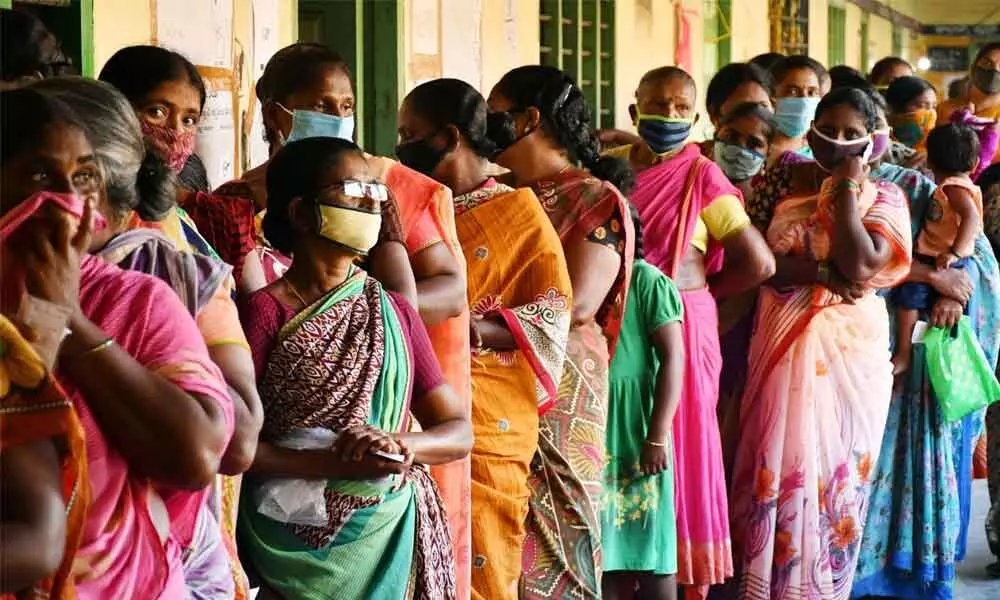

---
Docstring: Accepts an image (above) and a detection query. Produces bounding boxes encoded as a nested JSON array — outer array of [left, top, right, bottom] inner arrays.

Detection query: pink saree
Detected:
[[65, 257, 233, 599], [629, 143, 737, 591], [729, 179, 912, 600]]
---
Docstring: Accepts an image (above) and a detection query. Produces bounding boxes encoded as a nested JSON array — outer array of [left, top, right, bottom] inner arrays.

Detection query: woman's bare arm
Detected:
[[564, 236, 621, 327], [708, 226, 776, 298], [396, 384, 472, 466], [411, 242, 467, 325], [209, 344, 263, 475]]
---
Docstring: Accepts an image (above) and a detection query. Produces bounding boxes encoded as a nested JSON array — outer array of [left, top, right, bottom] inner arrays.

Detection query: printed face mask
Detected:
[[313, 180, 388, 255], [972, 66, 1000, 95], [869, 128, 892, 163], [635, 114, 693, 155], [141, 122, 196, 173], [395, 136, 448, 177], [889, 109, 937, 150], [279, 103, 355, 144], [713, 141, 766, 181], [808, 126, 873, 172], [774, 97, 821, 138]]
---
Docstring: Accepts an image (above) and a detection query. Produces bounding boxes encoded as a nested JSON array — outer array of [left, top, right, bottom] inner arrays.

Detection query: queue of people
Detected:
[[4, 7, 1000, 600]]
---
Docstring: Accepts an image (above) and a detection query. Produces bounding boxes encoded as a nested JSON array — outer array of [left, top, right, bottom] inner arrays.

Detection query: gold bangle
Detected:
[[79, 338, 114, 358], [644, 439, 667, 448]]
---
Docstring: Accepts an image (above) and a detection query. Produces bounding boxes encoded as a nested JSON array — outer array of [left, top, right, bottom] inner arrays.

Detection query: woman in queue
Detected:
[[396, 78, 573, 600], [605, 65, 774, 598], [1, 86, 233, 599], [729, 87, 913, 600], [31, 75, 262, 599], [237, 136, 471, 599], [485, 65, 634, 599]]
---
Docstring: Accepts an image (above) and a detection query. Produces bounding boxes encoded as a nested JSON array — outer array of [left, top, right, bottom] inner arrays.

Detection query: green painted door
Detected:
[[298, 0, 401, 157]]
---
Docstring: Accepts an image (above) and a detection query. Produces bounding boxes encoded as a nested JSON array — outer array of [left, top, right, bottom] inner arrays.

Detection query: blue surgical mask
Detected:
[[636, 114, 692, 155], [713, 141, 766, 181], [774, 97, 820, 138], [278, 103, 355, 144]]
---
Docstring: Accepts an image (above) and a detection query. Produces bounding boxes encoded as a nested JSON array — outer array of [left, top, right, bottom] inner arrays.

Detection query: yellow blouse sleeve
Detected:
[[601, 144, 633, 160], [700, 194, 751, 242]]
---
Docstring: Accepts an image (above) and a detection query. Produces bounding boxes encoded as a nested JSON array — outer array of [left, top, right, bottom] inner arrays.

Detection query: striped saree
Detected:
[[239, 270, 455, 600], [730, 179, 912, 600]]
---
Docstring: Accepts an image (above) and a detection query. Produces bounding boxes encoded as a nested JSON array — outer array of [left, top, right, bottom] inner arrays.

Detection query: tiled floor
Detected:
[[955, 480, 1000, 599]]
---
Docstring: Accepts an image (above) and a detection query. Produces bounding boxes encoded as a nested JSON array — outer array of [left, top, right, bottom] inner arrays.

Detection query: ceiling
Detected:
[[908, 0, 1000, 25]]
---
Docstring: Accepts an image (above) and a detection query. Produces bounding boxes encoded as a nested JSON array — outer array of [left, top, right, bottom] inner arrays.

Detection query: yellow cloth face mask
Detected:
[[316, 203, 382, 255]]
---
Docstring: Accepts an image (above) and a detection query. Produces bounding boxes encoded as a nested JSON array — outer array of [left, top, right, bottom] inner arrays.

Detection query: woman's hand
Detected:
[[469, 314, 483, 354], [929, 267, 974, 304], [332, 425, 404, 462], [825, 270, 867, 304], [20, 199, 94, 317], [930, 297, 964, 329], [831, 155, 868, 186], [639, 441, 670, 477]]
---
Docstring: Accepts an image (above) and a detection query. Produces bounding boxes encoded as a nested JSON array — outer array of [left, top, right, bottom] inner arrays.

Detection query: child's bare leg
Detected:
[[637, 573, 677, 600], [893, 307, 918, 375], [603, 571, 640, 600]]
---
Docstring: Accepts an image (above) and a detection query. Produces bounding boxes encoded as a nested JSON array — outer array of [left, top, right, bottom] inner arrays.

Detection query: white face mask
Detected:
[[278, 103, 355, 144]]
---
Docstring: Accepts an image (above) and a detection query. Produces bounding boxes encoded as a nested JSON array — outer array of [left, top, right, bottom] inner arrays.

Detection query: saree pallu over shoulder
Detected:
[[456, 184, 573, 600], [0, 316, 89, 600], [730, 178, 913, 600], [241, 271, 455, 600], [531, 167, 633, 354]]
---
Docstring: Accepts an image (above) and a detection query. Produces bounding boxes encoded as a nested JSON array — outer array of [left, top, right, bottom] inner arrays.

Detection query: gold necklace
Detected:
[[283, 278, 309, 308]]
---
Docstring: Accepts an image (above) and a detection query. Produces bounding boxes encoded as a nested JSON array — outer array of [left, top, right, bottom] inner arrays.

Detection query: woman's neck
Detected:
[[282, 251, 353, 302], [970, 87, 1000, 113], [444, 156, 491, 197], [510, 147, 571, 186]]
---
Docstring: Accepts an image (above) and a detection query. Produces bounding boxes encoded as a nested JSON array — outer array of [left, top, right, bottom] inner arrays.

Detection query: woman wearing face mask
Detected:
[[32, 75, 263, 600], [485, 65, 634, 600], [768, 55, 827, 162], [728, 87, 914, 600], [397, 78, 573, 600], [97, 46, 219, 258], [247, 43, 472, 588], [701, 62, 774, 159], [605, 65, 774, 599], [236, 136, 471, 600], [885, 75, 939, 155], [940, 42, 1000, 166], [1, 87, 234, 599]]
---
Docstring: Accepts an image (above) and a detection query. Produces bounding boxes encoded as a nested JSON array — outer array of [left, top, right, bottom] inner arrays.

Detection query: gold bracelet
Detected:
[[79, 338, 114, 358], [644, 439, 667, 448]]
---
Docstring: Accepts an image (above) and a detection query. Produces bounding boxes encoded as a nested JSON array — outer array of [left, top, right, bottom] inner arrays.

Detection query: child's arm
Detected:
[[642, 320, 684, 476], [938, 184, 982, 269]]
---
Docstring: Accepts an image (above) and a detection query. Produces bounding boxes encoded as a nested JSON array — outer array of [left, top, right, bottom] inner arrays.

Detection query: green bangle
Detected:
[[833, 178, 861, 194]]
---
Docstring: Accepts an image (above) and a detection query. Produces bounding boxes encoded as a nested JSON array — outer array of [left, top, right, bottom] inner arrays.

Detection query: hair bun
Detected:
[[134, 149, 176, 221]]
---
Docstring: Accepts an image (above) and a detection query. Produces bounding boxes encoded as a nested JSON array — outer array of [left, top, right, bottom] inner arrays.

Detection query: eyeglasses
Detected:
[[318, 180, 389, 203]]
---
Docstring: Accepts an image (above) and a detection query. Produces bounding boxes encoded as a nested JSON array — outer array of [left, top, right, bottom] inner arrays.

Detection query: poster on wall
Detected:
[[247, 0, 282, 169], [155, 0, 234, 69], [197, 86, 238, 190]]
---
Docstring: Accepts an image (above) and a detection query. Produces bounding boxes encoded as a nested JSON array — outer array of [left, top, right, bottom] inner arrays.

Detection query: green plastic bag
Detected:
[[924, 316, 1000, 423]]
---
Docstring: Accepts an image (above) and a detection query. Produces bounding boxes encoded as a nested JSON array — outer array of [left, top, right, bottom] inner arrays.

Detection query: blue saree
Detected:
[[852, 164, 1000, 599]]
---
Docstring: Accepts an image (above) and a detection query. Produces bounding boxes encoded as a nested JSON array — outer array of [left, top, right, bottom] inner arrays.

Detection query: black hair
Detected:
[[948, 76, 970, 100], [263, 136, 364, 255], [705, 62, 772, 118], [770, 55, 828, 88], [884, 76, 934, 114], [99, 45, 206, 110], [638, 66, 696, 93], [926, 123, 980, 174], [1, 86, 85, 166], [630, 203, 643, 260], [404, 78, 497, 159], [974, 42, 1000, 66], [177, 153, 210, 193], [0, 9, 72, 80], [720, 101, 778, 140], [750, 52, 785, 73], [869, 57, 912, 85], [815, 87, 879, 133], [829, 66, 867, 90], [978, 162, 1000, 190], [256, 43, 351, 104], [493, 65, 634, 194]]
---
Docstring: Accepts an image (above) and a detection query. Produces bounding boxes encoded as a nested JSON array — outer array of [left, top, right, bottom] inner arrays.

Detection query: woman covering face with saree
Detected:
[[236, 136, 472, 600], [397, 78, 573, 600], [1, 87, 234, 600], [729, 87, 913, 600]]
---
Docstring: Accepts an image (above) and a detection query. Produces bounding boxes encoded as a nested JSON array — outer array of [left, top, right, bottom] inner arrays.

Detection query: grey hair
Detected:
[[29, 76, 175, 221]]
